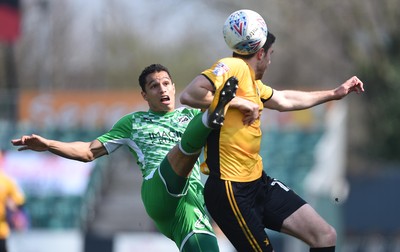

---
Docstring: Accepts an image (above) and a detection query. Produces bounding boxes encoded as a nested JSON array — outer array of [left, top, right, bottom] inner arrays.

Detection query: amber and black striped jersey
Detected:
[[201, 57, 273, 182]]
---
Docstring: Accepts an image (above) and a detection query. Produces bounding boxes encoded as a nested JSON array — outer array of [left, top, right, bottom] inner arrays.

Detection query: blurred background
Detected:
[[1, 0, 400, 251]]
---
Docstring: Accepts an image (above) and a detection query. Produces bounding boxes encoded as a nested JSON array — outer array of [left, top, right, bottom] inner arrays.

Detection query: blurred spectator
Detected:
[[0, 150, 26, 252]]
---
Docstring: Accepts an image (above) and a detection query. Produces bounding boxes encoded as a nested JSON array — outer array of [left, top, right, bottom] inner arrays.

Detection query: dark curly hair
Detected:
[[138, 64, 172, 92]]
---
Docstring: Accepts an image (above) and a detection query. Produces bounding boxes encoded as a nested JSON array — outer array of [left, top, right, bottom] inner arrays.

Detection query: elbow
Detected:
[[275, 106, 302, 112], [276, 107, 287, 112], [180, 93, 194, 107], [267, 103, 290, 112], [83, 154, 96, 163], [180, 90, 211, 109], [79, 152, 97, 163], [82, 158, 94, 163], [271, 101, 300, 112], [276, 103, 298, 112], [76, 157, 92, 163], [179, 93, 189, 105]]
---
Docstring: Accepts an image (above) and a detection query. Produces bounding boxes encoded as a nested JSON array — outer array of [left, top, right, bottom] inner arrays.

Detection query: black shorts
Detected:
[[204, 171, 306, 252]]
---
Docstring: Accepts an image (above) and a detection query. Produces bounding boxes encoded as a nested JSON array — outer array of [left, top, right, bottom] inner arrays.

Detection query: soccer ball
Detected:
[[223, 9, 268, 55]]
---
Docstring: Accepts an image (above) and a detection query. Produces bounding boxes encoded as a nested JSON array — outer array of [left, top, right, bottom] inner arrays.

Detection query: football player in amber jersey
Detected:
[[180, 30, 364, 252], [0, 151, 26, 252]]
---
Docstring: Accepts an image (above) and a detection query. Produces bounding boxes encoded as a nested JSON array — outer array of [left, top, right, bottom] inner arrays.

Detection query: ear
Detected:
[[141, 91, 147, 101], [257, 48, 265, 60]]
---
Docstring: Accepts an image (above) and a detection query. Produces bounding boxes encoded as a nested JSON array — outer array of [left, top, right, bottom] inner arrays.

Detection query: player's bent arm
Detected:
[[180, 75, 215, 109], [180, 75, 260, 125]]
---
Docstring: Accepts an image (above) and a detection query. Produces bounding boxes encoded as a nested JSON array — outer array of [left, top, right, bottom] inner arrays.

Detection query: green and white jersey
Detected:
[[97, 107, 202, 179]]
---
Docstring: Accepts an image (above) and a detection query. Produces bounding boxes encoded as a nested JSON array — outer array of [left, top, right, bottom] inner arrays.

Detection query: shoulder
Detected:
[[202, 57, 247, 81], [119, 111, 150, 121], [110, 111, 148, 129], [211, 57, 247, 72], [256, 80, 272, 89]]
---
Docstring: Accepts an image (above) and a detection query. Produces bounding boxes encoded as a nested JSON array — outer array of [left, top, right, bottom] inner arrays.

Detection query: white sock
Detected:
[[202, 110, 213, 128]]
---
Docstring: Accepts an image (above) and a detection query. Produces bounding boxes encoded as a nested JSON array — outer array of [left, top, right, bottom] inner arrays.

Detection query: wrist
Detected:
[[332, 88, 343, 100]]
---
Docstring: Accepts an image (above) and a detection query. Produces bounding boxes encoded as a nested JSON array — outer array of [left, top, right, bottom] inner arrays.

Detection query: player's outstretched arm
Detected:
[[11, 134, 107, 162], [264, 76, 364, 112]]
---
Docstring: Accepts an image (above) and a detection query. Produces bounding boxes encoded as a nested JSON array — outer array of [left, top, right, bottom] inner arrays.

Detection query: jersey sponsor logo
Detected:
[[212, 62, 230, 76], [148, 130, 182, 144], [177, 115, 190, 124]]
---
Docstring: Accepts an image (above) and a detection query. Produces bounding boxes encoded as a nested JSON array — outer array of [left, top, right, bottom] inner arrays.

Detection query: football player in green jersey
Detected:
[[11, 64, 246, 251]]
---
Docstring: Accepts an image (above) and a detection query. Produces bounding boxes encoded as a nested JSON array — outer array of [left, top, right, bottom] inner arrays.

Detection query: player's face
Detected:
[[255, 46, 274, 80], [141, 71, 176, 112]]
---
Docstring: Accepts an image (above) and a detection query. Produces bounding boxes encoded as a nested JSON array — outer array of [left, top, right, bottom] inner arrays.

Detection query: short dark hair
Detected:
[[138, 64, 172, 92], [232, 32, 276, 59]]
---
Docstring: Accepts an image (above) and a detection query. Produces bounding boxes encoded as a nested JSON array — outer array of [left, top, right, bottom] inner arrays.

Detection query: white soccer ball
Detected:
[[223, 9, 268, 55]]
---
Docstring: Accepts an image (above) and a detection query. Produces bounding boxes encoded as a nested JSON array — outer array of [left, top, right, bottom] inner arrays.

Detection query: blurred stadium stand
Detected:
[[261, 129, 324, 195]]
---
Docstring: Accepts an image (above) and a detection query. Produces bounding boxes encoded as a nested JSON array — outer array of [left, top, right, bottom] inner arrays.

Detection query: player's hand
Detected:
[[230, 97, 260, 125], [11, 134, 50, 152], [335, 76, 365, 99]]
